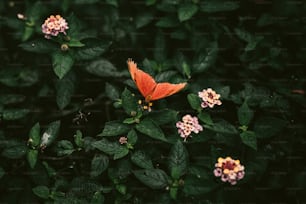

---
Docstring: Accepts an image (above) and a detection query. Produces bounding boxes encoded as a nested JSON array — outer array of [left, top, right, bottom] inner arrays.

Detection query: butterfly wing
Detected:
[[150, 82, 187, 101], [127, 59, 156, 98]]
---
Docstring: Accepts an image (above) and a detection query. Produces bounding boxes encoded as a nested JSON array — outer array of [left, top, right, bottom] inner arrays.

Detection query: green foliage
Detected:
[[1, 0, 305, 203]]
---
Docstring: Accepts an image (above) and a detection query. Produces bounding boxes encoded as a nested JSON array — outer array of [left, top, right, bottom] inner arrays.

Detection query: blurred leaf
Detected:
[[187, 93, 201, 111], [238, 100, 254, 126], [90, 154, 109, 177], [198, 112, 214, 125], [156, 16, 179, 28], [183, 175, 215, 195], [74, 130, 84, 148], [98, 121, 130, 136], [67, 39, 85, 47], [56, 140, 75, 156], [52, 51, 74, 79], [178, 3, 198, 22], [85, 59, 127, 77], [1, 144, 27, 159], [55, 70, 76, 109], [206, 120, 238, 134], [154, 31, 166, 61], [254, 117, 287, 138], [28, 122, 41, 147], [192, 42, 218, 73], [105, 82, 120, 100], [131, 150, 154, 169], [22, 26, 34, 42], [74, 0, 99, 4], [135, 12, 154, 28], [106, 0, 118, 7], [32, 186, 50, 199], [2, 109, 30, 120], [200, 1, 239, 13], [75, 39, 111, 60], [240, 131, 257, 150], [136, 118, 166, 141], [91, 192, 105, 203], [168, 140, 188, 179], [19, 39, 58, 53], [133, 169, 169, 189], [92, 138, 129, 160], [121, 88, 138, 115], [27, 149, 38, 169], [0, 94, 25, 105], [0, 167, 4, 179], [0, 68, 39, 87], [40, 120, 61, 148], [147, 109, 178, 125], [66, 13, 83, 37]]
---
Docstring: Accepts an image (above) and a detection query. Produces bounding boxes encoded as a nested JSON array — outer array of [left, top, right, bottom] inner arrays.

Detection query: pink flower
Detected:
[[198, 88, 222, 108], [176, 114, 203, 141], [119, 137, 128, 144], [41, 15, 69, 39], [214, 157, 245, 185]]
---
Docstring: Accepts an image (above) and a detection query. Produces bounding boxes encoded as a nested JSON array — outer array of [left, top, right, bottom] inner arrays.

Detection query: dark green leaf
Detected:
[[90, 154, 109, 177], [74, 130, 84, 147], [155, 16, 179, 28], [200, 1, 239, 13], [136, 118, 166, 141], [206, 120, 238, 134], [135, 12, 154, 28], [127, 129, 137, 145], [27, 149, 38, 169], [105, 83, 120, 100], [91, 191, 105, 204], [55, 70, 76, 109], [178, 3, 198, 22], [106, 0, 118, 7], [147, 109, 178, 125], [131, 151, 154, 169], [0, 68, 39, 87], [238, 101, 254, 126], [85, 59, 127, 77], [67, 39, 85, 47], [198, 112, 214, 125], [169, 140, 188, 179], [240, 131, 257, 150], [40, 120, 61, 148], [187, 93, 201, 111], [75, 0, 99, 4], [154, 31, 166, 61], [121, 88, 138, 115], [0, 167, 4, 179], [98, 121, 130, 136], [254, 117, 287, 138], [183, 175, 215, 195], [0, 94, 25, 105], [19, 39, 58, 53], [52, 51, 74, 79], [192, 42, 218, 73], [29, 123, 40, 147], [75, 39, 111, 60], [56, 140, 74, 156], [92, 139, 129, 160], [133, 169, 169, 189], [2, 109, 30, 120], [2, 144, 27, 159], [32, 186, 50, 199]]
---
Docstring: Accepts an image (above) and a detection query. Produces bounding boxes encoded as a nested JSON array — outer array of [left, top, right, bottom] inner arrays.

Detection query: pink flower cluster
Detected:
[[198, 88, 222, 108], [214, 157, 245, 185], [176, 114, 203, 141], [41, 15, 69, 39]]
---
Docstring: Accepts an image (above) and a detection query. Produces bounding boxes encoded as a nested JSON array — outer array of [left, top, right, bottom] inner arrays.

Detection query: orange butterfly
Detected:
[[127, 58, 187, 103]]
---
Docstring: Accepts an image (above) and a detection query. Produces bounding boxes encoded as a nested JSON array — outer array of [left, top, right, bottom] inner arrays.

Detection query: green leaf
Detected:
[[0, 94, 25, 105], [136, 118, 166, 141], [254, 117, 287, 138], [135, 12, 154, 28], [154, 31, 166, 62], [0, 167, 4, 179], [75, 39, 111, 60], [155, 16, 179, 28], [66, 13, 82, 37], [200, 1, 239, 13], [127, 129, 138, 145], [121, 88, 138, 115], [92, 139, 129, 160], [198, 112, 214, 125], [238, 101, 254, 126], [240, 131, 257, 150], [192, 42, 218, 73], [90, 154, 109, 177], [91, 191, 105, 204], [206, 120, 238, 134], [19, 39, 58, 53], [28, 123, 40, 147], [105, 83, 120, 100], [55, 70, 76, 109], [131, 151, 154, 169], [2, 109, 30, 120], [178, 3, 198, 22], [187, 93, 201, 111], [98, 121, 130, 136], [85, 59, 126, 77], [56, 140, 75, 156], [22, 26, 34, 42], [133, 169, 169, 189], [52, 51, 74, 79], [32, 186, 50, 199], [106, 0, 118, 7], [74, 130, 84, 147], [2, 144, 27, 159], [147, 109, 178, 125], [67, 39, 85, 47], [40, 120, 61, 148], [27, 149, 38, 169], [0, 68, 39, 87], [75, 0, 99, 4], [169, 140, 188, 179], [183, 175, 215, 195]]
